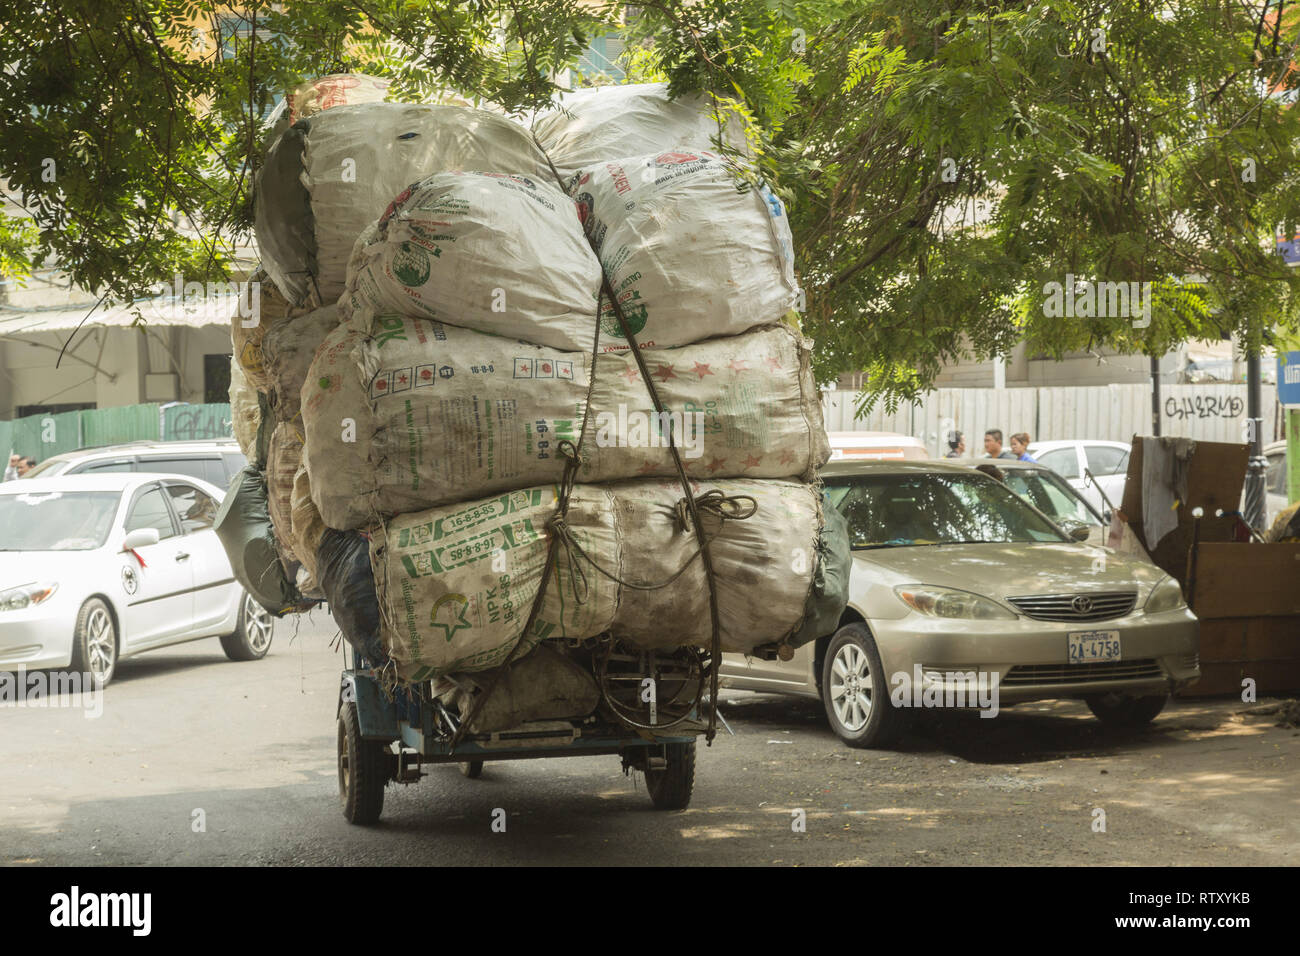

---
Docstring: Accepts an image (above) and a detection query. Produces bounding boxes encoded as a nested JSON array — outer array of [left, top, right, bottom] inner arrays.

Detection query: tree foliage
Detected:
[[1, 0, 1298, 405]]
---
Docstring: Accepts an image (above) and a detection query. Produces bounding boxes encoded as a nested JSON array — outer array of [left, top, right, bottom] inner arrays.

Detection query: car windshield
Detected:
[[0, 491, 120, 551], [1000, 470, 1103, 528], [824, 472, 1070, 549]]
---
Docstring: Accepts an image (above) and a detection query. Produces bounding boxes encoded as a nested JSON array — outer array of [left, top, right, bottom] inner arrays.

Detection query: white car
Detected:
[[0, 474, 273, 687], [1027, 439, 1130, 517]]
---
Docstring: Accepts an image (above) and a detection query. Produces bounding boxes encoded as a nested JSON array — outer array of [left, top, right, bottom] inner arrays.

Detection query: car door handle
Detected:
[[175, 552, 190, 562]]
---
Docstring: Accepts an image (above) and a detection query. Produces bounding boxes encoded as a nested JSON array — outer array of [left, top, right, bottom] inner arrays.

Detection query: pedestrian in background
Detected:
[[983, 429, 1017, 460], [3, 454, 19, 481], [15, 456, 36, 477], [1009, 433, 1036, 462], [945, 430, 965, 458]]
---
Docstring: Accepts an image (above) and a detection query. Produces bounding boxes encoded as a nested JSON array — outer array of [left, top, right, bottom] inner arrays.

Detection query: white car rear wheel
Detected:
[[219, 592, 275, 661]]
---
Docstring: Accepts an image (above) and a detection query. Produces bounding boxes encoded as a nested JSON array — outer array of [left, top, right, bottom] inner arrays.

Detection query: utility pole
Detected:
[[1150, 356, 1161, 436], [1244, 347, 1267, 532]]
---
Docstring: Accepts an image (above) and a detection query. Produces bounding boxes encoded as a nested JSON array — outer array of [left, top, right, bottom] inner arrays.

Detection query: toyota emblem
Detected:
[[1071, 595, 1094, 614]]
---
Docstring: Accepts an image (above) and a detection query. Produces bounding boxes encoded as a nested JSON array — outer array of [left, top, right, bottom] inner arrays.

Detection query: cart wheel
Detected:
[[645, 741, 696, 811], [460, 760, 484, 779], [338, 702, 388, 825]]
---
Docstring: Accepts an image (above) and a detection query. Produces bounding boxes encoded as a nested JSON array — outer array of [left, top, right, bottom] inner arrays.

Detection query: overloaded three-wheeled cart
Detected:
[[336, 645, 712, 824]]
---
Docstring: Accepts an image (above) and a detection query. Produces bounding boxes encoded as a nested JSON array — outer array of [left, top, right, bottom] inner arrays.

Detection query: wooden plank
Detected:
[[1191, 543, 1300, 618]]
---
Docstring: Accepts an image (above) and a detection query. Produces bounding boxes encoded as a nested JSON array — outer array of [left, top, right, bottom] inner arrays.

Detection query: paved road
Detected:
[[2, 615, 1297, 865]]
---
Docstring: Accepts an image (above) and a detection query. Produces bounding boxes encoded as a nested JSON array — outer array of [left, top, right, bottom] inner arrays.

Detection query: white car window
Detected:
[[1037, 447, 1081, 480], [1266, 453, 1286, 495], [126, 486, 178, 540], [165, 483, 219, 534], [1084, 445, 1128, 476]]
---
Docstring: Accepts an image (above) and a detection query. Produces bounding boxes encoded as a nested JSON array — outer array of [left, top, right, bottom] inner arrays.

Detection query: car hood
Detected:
[[851, 541, 1168, 600], [0, 549, 105, 589]]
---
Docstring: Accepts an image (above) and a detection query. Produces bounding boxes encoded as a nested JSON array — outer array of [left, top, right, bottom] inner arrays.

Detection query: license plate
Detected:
[[1068, 631, 1121, 663]]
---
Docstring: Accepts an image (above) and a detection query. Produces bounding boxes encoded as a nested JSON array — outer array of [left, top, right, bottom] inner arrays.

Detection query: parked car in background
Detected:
[[1264, 440, 1290, 524], [966, 459, 1108, 547], [827, 431, 929, 461], [0, 473, 273, 687], [719, 459, 1199, 748], [20, 439, 245, 489], [1028, 439, 1130, 516]]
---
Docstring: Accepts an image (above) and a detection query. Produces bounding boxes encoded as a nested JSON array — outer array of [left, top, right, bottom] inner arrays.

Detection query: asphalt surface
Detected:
[[2, 614, 1297, 866]]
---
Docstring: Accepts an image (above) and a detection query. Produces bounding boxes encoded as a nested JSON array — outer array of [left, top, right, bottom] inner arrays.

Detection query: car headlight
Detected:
[[0, 582, 58, 611], [1143, 575, 1186, 614], [894, 585, 1017, 620]]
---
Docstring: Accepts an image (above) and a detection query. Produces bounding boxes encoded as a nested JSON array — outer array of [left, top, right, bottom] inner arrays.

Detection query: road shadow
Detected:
[[717, 691, 1254, 765]]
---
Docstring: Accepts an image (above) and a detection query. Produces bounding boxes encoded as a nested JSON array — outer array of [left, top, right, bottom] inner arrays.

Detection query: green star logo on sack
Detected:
[[430, 593, 472, 642], [392, 241, 431, 287]]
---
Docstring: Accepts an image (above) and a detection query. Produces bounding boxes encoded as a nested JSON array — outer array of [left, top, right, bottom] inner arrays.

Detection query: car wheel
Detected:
[[821, 623, 906, 748], [220, 592, 274, 662], [645, 742, 695, 810], [1085, 692, 1168, 728], [70, 598, 117, 688], [338, 701, 389, 825]]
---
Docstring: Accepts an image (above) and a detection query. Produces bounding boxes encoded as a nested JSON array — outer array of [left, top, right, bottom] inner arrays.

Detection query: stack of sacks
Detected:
[[246, 77, 547, 596], [255, 102, 550, 307], [226, 268, 339, 592], [530, 82, 750, 180], [298, 126, 843, 682], [370, 478, 841, 683], [301, 312, 825, 529]]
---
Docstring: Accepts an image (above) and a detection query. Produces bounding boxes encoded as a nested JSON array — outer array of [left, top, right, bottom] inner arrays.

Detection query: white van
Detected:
[[826, 431, 929, 461]]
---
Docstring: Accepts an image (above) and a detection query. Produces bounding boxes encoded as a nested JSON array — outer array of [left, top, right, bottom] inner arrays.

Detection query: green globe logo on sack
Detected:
[[392, 241, 432, 287], [601, 296, 648, 339]]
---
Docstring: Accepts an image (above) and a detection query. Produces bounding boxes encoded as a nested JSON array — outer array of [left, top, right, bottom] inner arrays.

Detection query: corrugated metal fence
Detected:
[[0, 403, 233, 463], [823, 384, 1280, 456]]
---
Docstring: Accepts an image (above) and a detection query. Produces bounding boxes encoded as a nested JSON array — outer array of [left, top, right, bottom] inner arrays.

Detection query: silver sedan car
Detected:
[[0, 474, 274, 687], [719, 460, 1199, 748]]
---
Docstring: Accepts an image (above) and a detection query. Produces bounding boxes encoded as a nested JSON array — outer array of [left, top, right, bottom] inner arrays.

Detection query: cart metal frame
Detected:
[[337, 649, 703, 823]]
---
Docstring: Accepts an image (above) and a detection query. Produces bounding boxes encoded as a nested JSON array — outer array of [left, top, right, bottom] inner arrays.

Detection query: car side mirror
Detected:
[[1068, 524, 1092, 542], [122, 528, 160, 551]]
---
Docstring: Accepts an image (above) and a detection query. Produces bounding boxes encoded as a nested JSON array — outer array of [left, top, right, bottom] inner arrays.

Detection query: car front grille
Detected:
[[1002, 659, 1162, 686], [1006, 591, 1137, 622]]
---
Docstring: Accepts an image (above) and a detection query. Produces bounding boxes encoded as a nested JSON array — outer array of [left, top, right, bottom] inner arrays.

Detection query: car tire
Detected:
[[821, 623, 906, 749], [338, 701, 389, 825], [1085, 692, 1168, 728], [220, 592, 274, 662], [69, 597, 118, 689], [645, 741, 695, 810]]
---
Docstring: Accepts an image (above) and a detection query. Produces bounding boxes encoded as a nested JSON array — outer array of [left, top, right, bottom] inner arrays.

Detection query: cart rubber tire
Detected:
[[460, 760, 484, 779], [220, 592, 274, 662], [1085, 692, 1168, 728], [645, 741, 695, 810], [338, 702, 387, 825]]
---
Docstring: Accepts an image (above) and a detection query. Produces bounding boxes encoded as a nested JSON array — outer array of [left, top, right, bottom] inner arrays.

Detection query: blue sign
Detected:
[[1279, 352, 1300, 406], [1278, 236, 1300, 266]]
